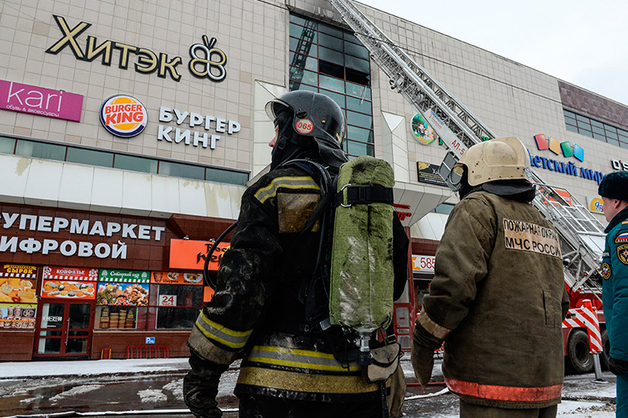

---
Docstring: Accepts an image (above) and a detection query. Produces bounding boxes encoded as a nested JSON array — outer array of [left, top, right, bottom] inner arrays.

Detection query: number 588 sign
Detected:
[[412, 255, 435, 273]]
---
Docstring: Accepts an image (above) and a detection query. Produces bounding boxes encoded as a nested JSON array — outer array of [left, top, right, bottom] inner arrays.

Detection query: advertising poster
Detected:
[[0, 264, 38, 304], [151, 271, 203, 285], [411, 113, 438, 145], [417, 162, 447, 187], [96, 282, 149, 306], [0, 303, 37, 329], [0, 279, 37, 304], [41, 266, 98, 300]]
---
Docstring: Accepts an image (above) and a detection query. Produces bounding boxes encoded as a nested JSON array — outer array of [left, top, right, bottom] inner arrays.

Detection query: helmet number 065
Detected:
[[296, 118, 314, 135]]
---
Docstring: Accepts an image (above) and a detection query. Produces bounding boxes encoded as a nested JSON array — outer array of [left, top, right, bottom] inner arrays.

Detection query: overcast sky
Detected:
[[360, 0, 628, 106]]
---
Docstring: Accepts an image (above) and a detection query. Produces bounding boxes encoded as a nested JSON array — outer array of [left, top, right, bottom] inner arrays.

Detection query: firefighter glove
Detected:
[[411, 321, 442, 386], [184, 351, 228, 418], [609, 357, 628, 376]]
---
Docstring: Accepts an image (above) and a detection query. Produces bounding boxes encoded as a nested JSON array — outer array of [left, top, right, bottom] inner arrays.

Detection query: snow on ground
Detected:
[[0, 358, 191, 379], [138, 388, 168, 403], [48, 384, 104, 404]]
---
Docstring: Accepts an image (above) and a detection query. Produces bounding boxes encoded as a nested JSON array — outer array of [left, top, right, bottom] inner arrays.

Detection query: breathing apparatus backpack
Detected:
[[203, 155, 401, 382]]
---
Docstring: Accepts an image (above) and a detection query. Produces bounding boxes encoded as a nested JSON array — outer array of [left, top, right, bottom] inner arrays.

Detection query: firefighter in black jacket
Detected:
[[183, 91, 409, 418]]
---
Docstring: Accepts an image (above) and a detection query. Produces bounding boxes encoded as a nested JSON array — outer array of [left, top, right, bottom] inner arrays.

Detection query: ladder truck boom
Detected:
[[328, 0, 606, 296]]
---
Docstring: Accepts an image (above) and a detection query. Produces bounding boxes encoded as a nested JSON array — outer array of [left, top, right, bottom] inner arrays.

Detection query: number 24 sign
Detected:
[[159, 295, 177, 307]]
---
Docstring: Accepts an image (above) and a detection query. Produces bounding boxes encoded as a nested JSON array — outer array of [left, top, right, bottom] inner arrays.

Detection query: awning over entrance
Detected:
[[393, 180, 452, 228]]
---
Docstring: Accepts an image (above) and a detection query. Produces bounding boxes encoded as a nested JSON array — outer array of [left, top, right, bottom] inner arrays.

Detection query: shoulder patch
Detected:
[[601, 262, 612, 280], [254, 176, 320, 204], [616, 232, 628, 244], [618, 244, 628, 265]]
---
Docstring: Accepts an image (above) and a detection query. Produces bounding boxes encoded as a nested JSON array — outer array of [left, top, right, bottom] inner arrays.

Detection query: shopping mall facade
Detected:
[[1, 0, 627, 361]]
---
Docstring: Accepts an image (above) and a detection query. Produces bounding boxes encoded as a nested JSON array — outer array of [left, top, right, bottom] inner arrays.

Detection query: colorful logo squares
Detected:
[[533, 134, 583, 162]]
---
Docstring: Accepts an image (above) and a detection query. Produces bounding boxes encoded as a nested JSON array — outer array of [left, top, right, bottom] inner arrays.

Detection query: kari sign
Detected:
[[0, 79, 83, 122]]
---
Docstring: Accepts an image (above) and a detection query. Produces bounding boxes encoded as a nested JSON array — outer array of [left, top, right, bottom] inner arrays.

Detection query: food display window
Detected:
[[95, 269, 150, 330], [151, 272, 203, 329]]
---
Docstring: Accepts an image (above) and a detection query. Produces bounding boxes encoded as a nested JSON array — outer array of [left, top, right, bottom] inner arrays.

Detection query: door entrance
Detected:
[[34, 301, 93, 358]]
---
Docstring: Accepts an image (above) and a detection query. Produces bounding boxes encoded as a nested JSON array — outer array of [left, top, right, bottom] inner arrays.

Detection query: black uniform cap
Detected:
[[598, 171, 628, 202]]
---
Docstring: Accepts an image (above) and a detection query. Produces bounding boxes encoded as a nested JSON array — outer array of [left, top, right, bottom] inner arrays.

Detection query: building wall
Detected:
[[3, 0, 624, 224]]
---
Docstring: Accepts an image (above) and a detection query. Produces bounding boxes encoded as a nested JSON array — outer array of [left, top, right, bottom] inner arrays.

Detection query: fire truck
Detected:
[[328, 0, 609, 373]]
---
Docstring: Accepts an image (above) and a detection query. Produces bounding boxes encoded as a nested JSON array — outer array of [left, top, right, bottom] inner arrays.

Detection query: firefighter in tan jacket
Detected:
[[412, 137, 569, 418]]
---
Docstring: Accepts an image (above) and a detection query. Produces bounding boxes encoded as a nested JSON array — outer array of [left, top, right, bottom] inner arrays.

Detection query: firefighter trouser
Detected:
[[238, 394, 385, 418], [618, 374, 628, 418], [459, 400, 558, 418]]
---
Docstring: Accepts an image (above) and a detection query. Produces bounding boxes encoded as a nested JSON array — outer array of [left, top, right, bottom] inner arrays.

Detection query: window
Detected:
[[160, 160, 205, 180], [16, 140, 66, 161], [0, 136, 16, 154], [206, 167, 249, 186], [66, 147, 114, 168], [156, 285, 203, 329], [434, 203, 455, 215], [289, 13, 374, 159], [0, 135, 249, 186], [564, 108, 628, 149]]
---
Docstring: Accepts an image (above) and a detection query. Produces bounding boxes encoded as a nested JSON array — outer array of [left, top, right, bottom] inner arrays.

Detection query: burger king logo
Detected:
[[100, 95, 147, 137]]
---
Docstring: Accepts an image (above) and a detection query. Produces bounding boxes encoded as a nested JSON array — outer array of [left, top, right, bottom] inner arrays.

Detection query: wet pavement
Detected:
[[0, 359, 617, 418]]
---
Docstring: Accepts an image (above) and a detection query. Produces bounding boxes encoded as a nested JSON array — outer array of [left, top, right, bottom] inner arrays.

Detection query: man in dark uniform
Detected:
[[598, 171, 628, 418], [411, 137, 569, 418], [183, 90, 409, 418]]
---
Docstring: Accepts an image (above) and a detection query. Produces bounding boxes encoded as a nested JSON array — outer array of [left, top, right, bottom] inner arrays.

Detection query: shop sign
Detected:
[[526, 149, 604, 185], [412, 255, 435, 273], [0, 304, 37, 330], [417, 162, 447, 187], [611, 159, 628, 171], [99, 269, 150, 283], [169, 239, 230, 271], [159, 294, 177, 307], [100, 95, 147, 138], [534, 134, 584, 162], [96, 282, 149, 306], [587, 196, 604, 214], [46, 16, 227, 83], [151, 271, 204, 285], [393, 204, 412, 222], [0, 79, 83, 122], [42, 266, 98, 300], [158, 106, 241, 149], [0, 264, 37, 279], [0, 211, 166, 261]]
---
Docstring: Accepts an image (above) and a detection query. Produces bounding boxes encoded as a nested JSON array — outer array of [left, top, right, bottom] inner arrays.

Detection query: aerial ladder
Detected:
[[328, 0, 608, 374]]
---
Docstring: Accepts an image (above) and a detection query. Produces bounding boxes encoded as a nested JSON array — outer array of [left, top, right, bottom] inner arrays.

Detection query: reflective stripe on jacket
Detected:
[[235, 333, 383, 401]]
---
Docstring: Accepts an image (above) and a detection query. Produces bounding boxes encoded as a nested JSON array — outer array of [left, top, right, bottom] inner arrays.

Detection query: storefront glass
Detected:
[[95, 269, 150, 330], [156, 284, 203, 329]]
